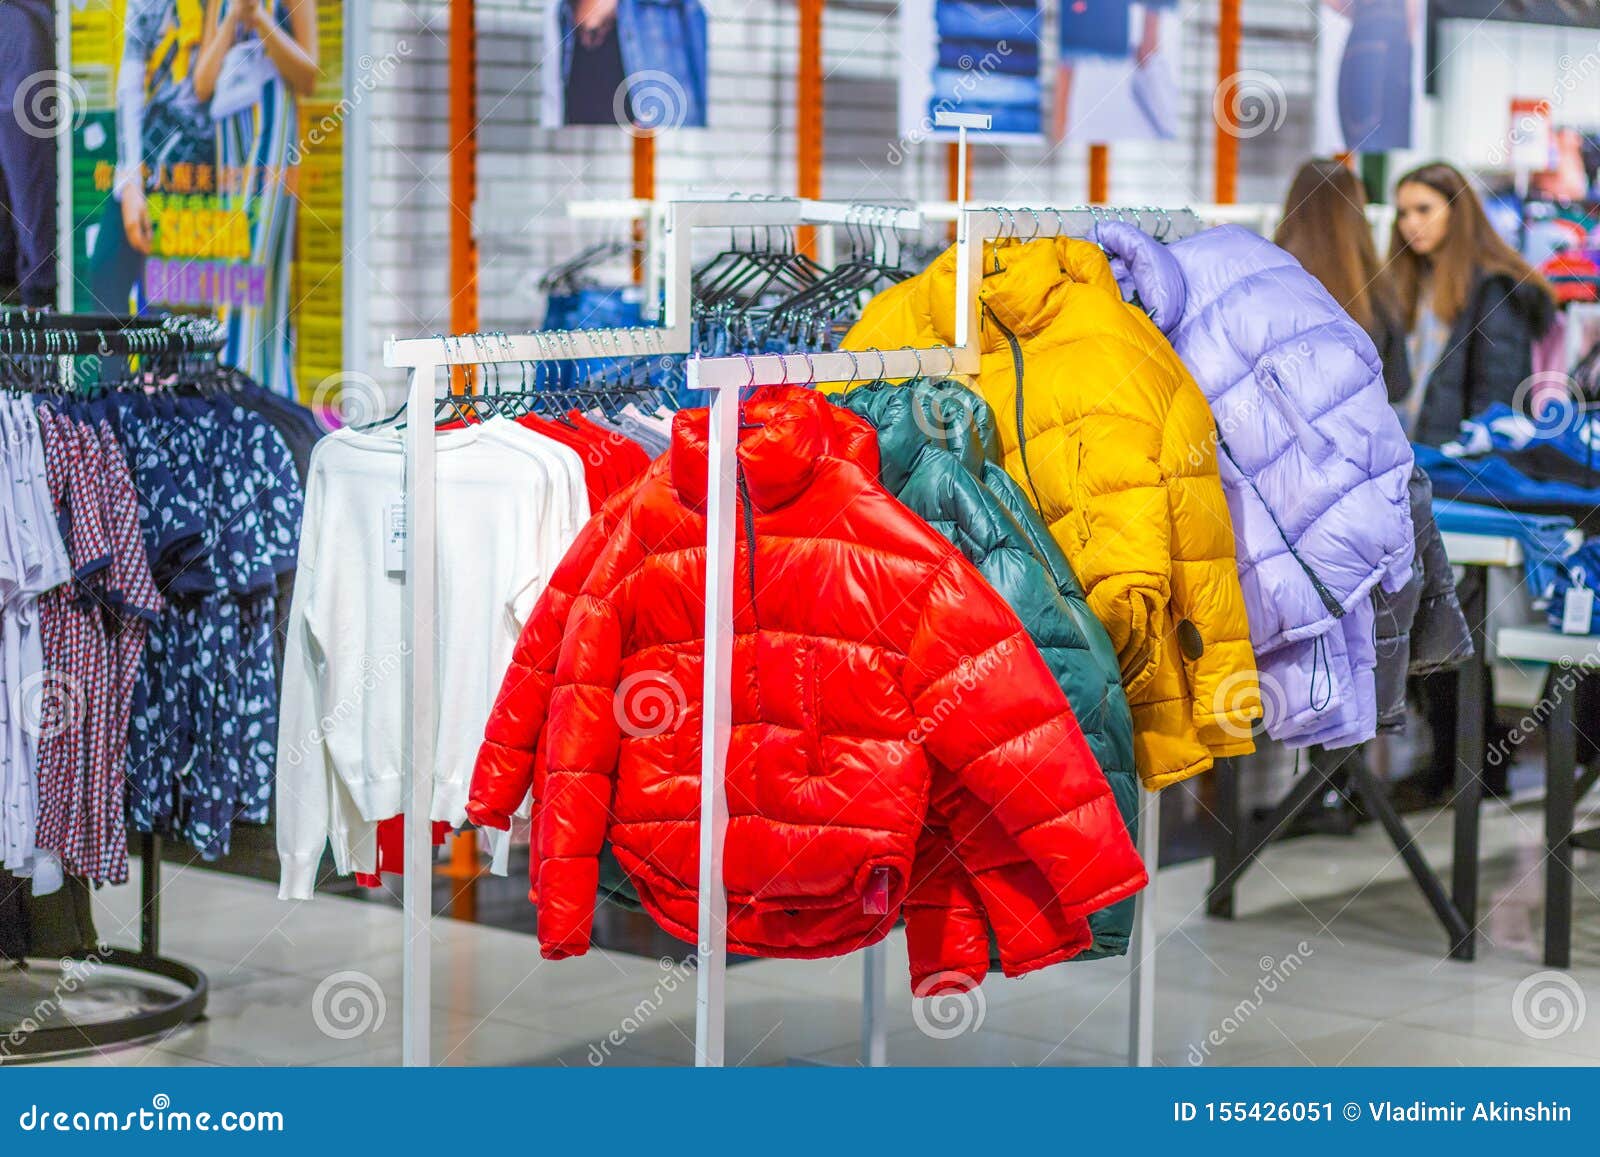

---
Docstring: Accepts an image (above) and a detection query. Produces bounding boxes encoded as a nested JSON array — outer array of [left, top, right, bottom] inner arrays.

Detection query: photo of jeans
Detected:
[[935, 1, 1041, 44], [932, 69, 1040, 106], [938, 38, 1040, 76], [922, 0, 1043, 138]]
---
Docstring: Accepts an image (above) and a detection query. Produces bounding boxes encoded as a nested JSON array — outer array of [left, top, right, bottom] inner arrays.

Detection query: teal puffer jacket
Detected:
[[834, 379, 1139, 958]]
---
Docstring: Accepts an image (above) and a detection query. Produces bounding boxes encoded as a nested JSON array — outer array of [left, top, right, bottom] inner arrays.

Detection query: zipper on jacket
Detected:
[[985, 307, 1046, 513], [736, 465, 759, 623]]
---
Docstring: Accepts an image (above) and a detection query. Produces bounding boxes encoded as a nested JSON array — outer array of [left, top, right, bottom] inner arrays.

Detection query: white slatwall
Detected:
[[360, 0, 1318, 389], [1433, 19, 1600, 169]]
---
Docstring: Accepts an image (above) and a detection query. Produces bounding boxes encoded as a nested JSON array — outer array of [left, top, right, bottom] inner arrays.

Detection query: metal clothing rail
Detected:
[[384, 197, 926, 1069], [384, 197, 1200, 1070], [564, 197, 926, 317]]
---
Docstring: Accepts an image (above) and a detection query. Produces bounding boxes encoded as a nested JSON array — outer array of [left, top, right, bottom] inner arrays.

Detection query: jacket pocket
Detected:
[[1256, 360, 1340, 466], [1066, 435, 1093, 549]]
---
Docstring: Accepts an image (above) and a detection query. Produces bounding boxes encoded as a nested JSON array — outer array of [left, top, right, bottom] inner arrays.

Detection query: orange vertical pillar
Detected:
[[1215, 0, 1241, 204], [945, 140, 966, 242], [1089, 143, 1110, 203], [446, 0, 480, 919], [450, 0, 479, 391], [632, 135, 656, 285], [797, 0, 825, 257]]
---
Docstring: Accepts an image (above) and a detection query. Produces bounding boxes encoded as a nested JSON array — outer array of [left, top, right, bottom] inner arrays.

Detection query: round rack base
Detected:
[[0, 948, 208, 1063]]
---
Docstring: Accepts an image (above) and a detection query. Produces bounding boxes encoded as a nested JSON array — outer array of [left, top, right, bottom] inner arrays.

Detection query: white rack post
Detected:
[[1128, 789, 1161, 1067]]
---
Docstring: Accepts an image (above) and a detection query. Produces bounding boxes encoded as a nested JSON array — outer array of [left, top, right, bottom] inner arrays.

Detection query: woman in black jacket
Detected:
[[1388, 162, 1555, 809], [1389, 162, 1555, 443]]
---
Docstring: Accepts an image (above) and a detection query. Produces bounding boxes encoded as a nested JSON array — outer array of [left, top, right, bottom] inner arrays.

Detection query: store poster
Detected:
[[540, 0, 709, 130], [1053, 0, 1181, 143], [1314, 0, 1423, 153], [66, 0, 345, 401], [898, 0, 1045, 144]]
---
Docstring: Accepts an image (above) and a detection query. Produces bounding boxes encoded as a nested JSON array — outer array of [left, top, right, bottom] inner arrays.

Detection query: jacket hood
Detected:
[[671, 386, 879, 510], [1092, 221, 1189, 334], [875, 237, 1128, 353], [833, 379, 999, 493]]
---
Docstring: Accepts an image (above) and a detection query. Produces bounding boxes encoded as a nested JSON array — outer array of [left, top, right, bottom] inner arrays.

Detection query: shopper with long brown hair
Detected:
[[1275, 158, 1411, 404], [1388, 161, 1554, 443], [1385, 162, 1554, 810]]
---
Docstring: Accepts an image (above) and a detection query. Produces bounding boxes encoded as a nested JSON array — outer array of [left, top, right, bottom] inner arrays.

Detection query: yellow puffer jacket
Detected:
[[833, 237, 1259, 787]]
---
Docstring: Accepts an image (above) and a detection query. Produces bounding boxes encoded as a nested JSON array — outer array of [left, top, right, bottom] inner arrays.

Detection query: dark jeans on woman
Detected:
[[0, 0, 59, 306]]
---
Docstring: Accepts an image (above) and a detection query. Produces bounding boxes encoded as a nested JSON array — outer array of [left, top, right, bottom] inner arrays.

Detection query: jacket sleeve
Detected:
[[1381, 316, 1414, 407], [902, 808, 991, 995], [903, 553, 1147, 921], [533, 590, 625, 958], [275, 461, 332, 900], [1160, 382, 1262, 753], [1062, 399, 1170, 698], [467, 494, 632, 830]]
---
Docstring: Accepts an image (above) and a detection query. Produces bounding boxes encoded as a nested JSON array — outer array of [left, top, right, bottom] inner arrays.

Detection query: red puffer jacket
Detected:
[[469, 387, 1146, 985]]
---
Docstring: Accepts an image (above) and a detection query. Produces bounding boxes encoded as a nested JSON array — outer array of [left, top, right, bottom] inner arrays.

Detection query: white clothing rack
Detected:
[[565, 197, 925, 320], [383, 197, 1197, 1070]]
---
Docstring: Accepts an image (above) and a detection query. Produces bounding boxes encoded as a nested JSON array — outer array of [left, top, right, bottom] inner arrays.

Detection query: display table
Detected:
[[1207, 533, 1525, 961], [1495, 626, 1600, 967]]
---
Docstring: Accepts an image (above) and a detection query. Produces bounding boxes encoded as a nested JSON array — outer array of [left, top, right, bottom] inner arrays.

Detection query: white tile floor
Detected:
[[15, 793, 1600, 1067]]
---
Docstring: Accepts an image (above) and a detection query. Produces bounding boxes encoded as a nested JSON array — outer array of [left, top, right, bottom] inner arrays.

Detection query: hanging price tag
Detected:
[[1562, 585, 1594, 635], [862, 866, 890, 915], [384, 500, 407, 575]]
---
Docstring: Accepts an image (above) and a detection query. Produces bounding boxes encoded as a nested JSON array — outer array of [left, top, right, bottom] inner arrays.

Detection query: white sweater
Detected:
[[275, 420, 587, 900]]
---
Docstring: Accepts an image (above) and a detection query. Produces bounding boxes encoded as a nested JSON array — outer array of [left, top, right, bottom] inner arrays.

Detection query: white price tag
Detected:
[[384, 501, 407, 575], [1562, 586, 1594, 635]]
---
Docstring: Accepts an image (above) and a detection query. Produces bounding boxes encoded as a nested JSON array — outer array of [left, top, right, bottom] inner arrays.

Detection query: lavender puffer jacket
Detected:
[[1096, 223, 1416, 748]]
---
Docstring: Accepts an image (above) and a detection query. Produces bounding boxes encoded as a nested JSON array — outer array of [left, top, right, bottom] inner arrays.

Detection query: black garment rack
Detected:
[[0, 310, 217, 1061]]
